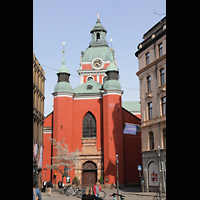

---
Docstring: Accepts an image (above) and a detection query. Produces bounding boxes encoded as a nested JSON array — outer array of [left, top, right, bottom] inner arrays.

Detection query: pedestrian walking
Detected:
[[58, 180, 62, 189], [82, 187, 102, 200], [43, 180, 47, 192], [33, 181, 42, 200], [46, 179, 53, 196], [93, 182, 101, 197]]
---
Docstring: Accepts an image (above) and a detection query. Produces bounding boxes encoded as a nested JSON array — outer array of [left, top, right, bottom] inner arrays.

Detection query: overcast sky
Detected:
[[33, 0, 166, 116]]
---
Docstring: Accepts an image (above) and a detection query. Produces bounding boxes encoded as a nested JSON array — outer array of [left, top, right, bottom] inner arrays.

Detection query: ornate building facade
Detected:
[[42, 17, 142, 188], [33, 53, 45, 188], [135, 16, 166, 192]]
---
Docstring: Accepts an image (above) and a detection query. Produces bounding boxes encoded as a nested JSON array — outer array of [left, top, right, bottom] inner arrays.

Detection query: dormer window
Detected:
[[87, 85, 93, 90]]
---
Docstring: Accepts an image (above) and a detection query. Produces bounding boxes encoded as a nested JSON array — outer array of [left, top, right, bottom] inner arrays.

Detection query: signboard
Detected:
[[148, 162, 159, 186], [138, 165, 142, 170], [123, 123, 138, 135], [38, 145, 43, 169]]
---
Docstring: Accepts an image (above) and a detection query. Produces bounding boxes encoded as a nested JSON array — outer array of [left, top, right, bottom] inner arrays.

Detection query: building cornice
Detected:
[[136, 54, 166, 77], [52, 91, 74, 98], [135, 29, 166, 57], [101, 89, 123, 96]]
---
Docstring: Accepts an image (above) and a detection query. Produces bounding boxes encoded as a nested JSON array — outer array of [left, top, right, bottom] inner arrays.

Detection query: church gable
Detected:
[[73, 79, 102, 95]]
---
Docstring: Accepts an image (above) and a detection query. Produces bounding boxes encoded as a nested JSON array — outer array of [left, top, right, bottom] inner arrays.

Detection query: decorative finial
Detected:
[[62, 42, 65, 53], [110, 38, 113, 50], [97, 13, 100, 21]]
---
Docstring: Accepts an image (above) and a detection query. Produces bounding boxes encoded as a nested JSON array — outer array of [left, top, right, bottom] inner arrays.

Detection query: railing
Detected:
[[89, 40, 108, 47]]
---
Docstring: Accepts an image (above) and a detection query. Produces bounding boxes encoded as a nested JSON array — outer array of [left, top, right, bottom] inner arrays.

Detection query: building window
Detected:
[[147, 76, 151, 92], [160, 68, 165, 85], [161, 97, 166, 116], [87, 76, 94, 81], [148, 102, 153, 119], [146, 52, 150, 65], [163, 128, 166, 148], [83, 112, 96, 138], [149, 132, 154, 150], [96, 33, 100, 42], [158, 43, 163, 57]]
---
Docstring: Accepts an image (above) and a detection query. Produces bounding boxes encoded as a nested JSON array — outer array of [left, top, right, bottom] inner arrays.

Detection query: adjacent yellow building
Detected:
[[33, 53, 45, 188]]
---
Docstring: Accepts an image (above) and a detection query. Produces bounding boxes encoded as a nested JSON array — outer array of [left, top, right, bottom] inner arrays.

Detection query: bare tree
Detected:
[[46, 137, 80, 183]]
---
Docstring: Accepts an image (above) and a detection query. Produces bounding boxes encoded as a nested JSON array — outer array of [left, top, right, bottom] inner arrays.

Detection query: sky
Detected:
[[33, 0, 166, 116]]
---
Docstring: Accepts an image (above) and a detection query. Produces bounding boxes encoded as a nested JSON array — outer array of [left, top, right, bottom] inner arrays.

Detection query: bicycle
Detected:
[[153, 192, 166, 200], [99, 190, 106, 199], [76, 188, 86, 198], [109, 192, 125, 200]]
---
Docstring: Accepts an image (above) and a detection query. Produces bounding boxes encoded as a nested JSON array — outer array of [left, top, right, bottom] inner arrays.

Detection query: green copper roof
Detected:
[[103, 79, 121, 90], [107, 61, 118, 72], [90, 19, 107, 33], [57, 53, 69, 74], [73, 79, 102, 95], [122, 101, 141, 112], [54, 81, 73, 93], [81, 46, 114, 62]]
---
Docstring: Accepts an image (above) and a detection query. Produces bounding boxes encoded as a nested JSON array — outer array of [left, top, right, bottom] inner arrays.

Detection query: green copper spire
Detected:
[[54, 42, 73, 93], [58, 43, 69, 74]]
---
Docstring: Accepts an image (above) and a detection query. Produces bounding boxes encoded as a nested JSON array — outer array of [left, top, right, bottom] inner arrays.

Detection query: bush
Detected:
[[72, 176, 79, 186], [98, 176, 104, 184]]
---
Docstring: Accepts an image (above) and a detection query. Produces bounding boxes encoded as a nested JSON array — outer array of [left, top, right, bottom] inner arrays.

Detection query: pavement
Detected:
[[41, 187, 165, 200]]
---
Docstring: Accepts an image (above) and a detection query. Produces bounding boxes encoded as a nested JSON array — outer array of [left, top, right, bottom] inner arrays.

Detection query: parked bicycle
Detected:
[[109, 192, 125, 200], [153, 192, 166, 200], [98, 190, 106, 199]]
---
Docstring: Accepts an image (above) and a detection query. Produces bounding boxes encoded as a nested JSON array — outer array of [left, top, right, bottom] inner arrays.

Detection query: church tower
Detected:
[[102, 61, 125, 185], [78, 15, 117, 85], [52, 45, 74, 183]]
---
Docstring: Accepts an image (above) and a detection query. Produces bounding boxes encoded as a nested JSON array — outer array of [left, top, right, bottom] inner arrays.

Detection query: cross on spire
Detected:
[[62, 42, 65, 53], [97, 13, 100, 21]]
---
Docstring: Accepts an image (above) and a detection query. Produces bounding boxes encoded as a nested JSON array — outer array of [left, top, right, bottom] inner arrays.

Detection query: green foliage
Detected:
[[98, 176, 104, 184], [72, 176, 79, 186]]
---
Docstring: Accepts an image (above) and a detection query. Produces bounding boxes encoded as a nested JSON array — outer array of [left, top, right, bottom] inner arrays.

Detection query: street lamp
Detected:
[[157, 146, 162, 200], [116, 154, 119, 200]]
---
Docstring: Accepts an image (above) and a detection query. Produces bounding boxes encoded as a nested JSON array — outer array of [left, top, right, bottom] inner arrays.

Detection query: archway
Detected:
[[148, 161, 159, 187], [82, 161, 97, 187]]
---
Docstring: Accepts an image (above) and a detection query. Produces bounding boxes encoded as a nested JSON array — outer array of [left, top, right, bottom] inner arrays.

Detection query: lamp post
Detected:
[[157, 146, 162, 200], [116, 154, 119, 200]]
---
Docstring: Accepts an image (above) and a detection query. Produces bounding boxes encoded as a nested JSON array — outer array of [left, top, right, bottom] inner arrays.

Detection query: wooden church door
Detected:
[[82, 161, 97, 187]]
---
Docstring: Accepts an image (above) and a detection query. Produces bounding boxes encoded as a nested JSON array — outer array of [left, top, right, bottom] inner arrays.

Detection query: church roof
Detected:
[[90, 19, 107, 34], [73, 79, 102, 95], [122, 101, 141, 113], [54, 81, 73, 93], [81, 46, 114, 62]]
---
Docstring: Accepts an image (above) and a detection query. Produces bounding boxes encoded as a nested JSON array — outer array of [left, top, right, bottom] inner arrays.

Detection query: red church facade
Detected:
[[42, 17, 142, 188]]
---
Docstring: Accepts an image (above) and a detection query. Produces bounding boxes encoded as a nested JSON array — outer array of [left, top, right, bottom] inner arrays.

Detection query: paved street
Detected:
[[41, 187, 158, 200]]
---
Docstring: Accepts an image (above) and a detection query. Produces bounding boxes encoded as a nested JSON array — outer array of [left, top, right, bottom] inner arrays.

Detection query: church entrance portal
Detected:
[[82, 161, 97, 187]]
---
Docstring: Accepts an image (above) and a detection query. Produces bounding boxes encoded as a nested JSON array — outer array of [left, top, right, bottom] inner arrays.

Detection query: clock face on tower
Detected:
[[92, 58, 103, 69]]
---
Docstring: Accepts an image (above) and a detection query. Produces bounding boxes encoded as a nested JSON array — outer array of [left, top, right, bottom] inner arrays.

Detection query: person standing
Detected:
[[82, 187, 102, 200], [33, 182, 42, 200], [47, 179, 53, 196], [58, 180, 62, 189], [93, 182, 101, 197], [43, 180, 47, 193]]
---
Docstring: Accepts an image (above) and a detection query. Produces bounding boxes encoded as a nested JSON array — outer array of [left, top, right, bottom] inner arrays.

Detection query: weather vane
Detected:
[[62, 42, 65, 53]]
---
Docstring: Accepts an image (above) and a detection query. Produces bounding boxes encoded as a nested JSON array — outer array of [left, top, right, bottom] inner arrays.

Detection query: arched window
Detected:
[[83, 112, 96, 138], [149, 132, 154, 150], [96, 33, 100, 42], [163, 128, 166, 148]]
